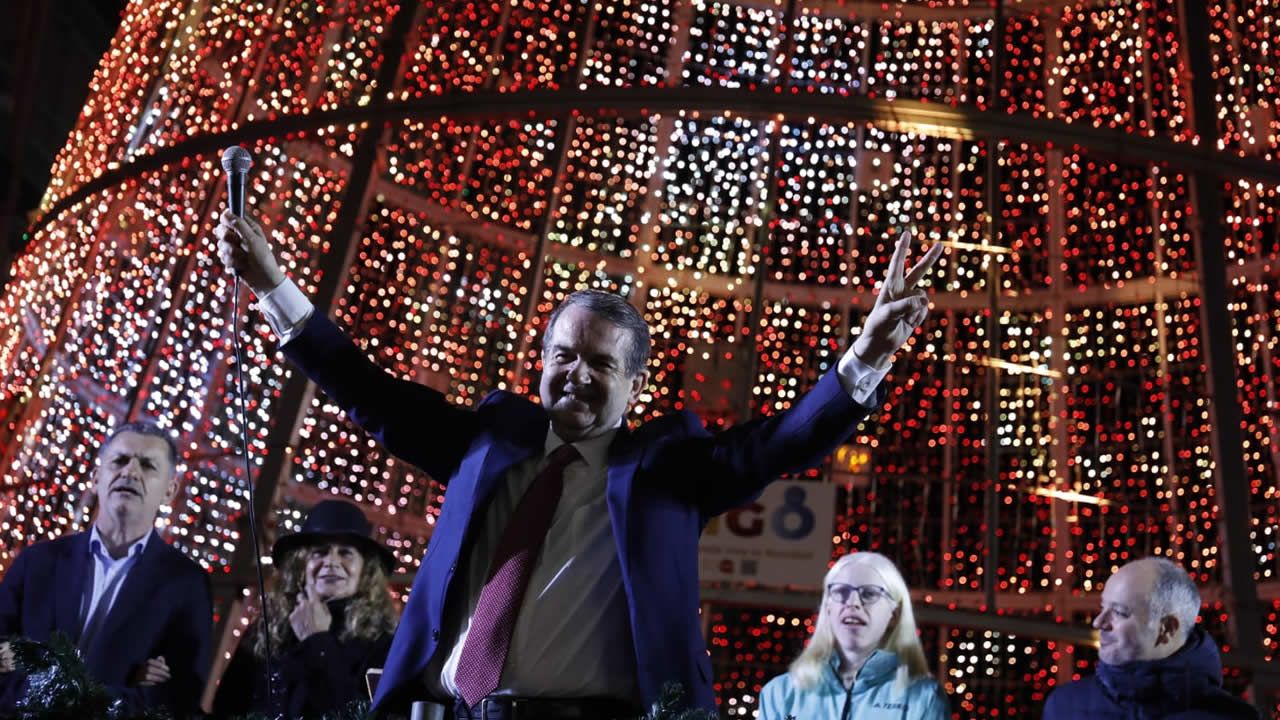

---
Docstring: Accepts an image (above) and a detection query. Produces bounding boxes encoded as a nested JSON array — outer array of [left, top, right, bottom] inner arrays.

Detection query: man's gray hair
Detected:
[[1144, 557, 1201, 641], [543, 290, 652, 377], [99, 420, 179, 472]]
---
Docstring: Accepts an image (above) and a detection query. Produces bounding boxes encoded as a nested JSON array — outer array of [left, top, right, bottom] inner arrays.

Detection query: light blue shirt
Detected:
[[758, 650, 949, 720], [80, 525, 152, 640]]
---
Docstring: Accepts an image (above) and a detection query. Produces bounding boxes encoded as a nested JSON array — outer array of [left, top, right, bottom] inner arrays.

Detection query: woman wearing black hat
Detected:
[[214, 500, 399, 718]]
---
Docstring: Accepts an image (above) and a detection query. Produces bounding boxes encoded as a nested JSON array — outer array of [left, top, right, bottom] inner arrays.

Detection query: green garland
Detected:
[[635, 684, 718, 720], [3, 636, 736, 720], [4, 633, 139, 720]]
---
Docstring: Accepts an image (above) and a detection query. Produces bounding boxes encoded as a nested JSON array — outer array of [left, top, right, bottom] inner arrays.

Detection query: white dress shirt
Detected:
[[254, 277, 893, 700]]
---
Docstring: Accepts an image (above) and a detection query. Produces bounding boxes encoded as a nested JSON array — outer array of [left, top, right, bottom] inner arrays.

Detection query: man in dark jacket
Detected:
[[0, 421, 213, 717], [1043, 557, 1260, 719]]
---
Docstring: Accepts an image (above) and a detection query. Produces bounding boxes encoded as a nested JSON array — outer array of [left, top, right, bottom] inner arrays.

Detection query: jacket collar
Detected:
[[1096, 627, 1222, 708], [88, 523, 153, 562], [827, 649, 900, 690], [543, 422, 618, 471]]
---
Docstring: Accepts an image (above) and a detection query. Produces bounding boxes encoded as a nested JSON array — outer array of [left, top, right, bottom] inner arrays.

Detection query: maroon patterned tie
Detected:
[[455, 443, 581, 707]]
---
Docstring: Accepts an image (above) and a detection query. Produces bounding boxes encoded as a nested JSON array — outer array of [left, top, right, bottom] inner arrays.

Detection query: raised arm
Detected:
[[686, 230, 944, 515], [214, 209, 481, 478]]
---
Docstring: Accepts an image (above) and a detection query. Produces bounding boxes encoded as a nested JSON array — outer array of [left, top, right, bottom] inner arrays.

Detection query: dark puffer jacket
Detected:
[[1043, 629, 1260, 720]]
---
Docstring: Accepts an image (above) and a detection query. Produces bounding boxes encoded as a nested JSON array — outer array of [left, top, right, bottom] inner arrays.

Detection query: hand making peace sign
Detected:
[[850, 230, 945, 369]]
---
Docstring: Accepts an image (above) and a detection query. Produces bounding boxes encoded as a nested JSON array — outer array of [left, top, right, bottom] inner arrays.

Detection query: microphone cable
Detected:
[[227, 225, 275, 704]]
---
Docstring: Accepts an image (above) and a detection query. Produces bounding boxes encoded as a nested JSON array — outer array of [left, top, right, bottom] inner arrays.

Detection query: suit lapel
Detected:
[[53, 533, 91, 639], [433, 402, 546, 589], [462, 400, 546, 520], [472, 436, 540, 512]]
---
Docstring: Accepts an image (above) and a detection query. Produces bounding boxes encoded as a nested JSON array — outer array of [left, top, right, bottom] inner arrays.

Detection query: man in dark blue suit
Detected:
[[0, 422, 213, 716], [217, 210, 941, 719]]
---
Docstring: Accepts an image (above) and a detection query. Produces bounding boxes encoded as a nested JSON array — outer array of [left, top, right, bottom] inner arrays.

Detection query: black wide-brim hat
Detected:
[[271, 499, 396, 573]]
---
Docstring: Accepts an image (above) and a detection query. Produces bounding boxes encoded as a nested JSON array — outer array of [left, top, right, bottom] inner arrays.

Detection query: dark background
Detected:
[[0, 0, 128, 286]]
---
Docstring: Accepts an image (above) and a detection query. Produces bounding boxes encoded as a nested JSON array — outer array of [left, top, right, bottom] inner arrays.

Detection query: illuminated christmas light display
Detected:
[[2, 0, 1279, 715]]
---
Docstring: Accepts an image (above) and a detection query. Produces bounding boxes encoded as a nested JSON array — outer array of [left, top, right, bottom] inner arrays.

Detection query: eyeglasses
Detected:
[[826, 582, 894, 607]]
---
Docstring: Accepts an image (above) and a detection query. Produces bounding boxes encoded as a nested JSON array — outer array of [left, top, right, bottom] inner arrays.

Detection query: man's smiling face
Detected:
[[1094, 561, 1162, 665], [539, 305, 647, 442]]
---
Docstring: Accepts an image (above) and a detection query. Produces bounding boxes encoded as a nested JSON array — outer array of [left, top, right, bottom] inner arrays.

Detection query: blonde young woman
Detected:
[[758, 552, 948, 720], [214, 500, 399, 719]]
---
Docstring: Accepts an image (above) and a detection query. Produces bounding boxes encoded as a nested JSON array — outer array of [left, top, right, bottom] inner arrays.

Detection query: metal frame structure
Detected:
[[4, 0, 1278, 713]]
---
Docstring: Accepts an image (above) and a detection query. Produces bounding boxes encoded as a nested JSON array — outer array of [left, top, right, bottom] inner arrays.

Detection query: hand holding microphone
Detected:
[[214, 146, 284, 296]]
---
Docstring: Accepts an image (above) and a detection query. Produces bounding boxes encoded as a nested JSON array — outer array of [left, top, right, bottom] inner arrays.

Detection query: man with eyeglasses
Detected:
[[1043, 557, 1259, 719]]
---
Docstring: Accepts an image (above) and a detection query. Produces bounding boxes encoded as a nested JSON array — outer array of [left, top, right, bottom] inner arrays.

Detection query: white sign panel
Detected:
[[699, 480, 836, 588]]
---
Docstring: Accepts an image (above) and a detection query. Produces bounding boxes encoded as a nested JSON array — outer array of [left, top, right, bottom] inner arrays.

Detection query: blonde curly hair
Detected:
[[253, 545, 398, 658]]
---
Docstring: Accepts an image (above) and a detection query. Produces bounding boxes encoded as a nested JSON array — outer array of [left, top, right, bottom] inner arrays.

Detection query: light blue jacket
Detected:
[[758, 650, 949, 720]]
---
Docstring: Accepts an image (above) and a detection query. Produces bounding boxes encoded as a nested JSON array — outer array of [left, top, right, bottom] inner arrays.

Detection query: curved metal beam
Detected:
[[29, 86, 1280, 240], [731, 0, 1055, 22]]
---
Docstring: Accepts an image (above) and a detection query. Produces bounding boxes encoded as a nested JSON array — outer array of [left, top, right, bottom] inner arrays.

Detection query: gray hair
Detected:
[[1144, 557, 1201, 641], [100, 420, 179, 472], [543, 290, 652, 376]]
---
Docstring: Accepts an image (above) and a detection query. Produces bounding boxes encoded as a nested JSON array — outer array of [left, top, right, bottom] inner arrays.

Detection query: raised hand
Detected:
[[289, 585, 332, 642], [851, 230, 944, 369], [0, 641, 13, 673], [213, 209, 285, 295]]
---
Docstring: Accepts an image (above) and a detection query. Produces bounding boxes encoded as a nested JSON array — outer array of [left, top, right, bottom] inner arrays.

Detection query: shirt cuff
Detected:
[[257, 277, 314, 344], [836, 347, 891, 405]]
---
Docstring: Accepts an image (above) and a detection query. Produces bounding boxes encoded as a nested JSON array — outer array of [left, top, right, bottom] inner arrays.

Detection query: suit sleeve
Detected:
[[672, 367, 884, 518], [0, 549, 29, 707], [281, 313, 482, 481], [0, 549, 28, 637], [171, 567, 214, 712], [1041, 688, 1061, 720], [129, 565, 212, 715]]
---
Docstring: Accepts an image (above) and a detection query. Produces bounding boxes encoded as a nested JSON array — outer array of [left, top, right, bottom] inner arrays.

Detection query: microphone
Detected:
[[220, 146, 253, 218]]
